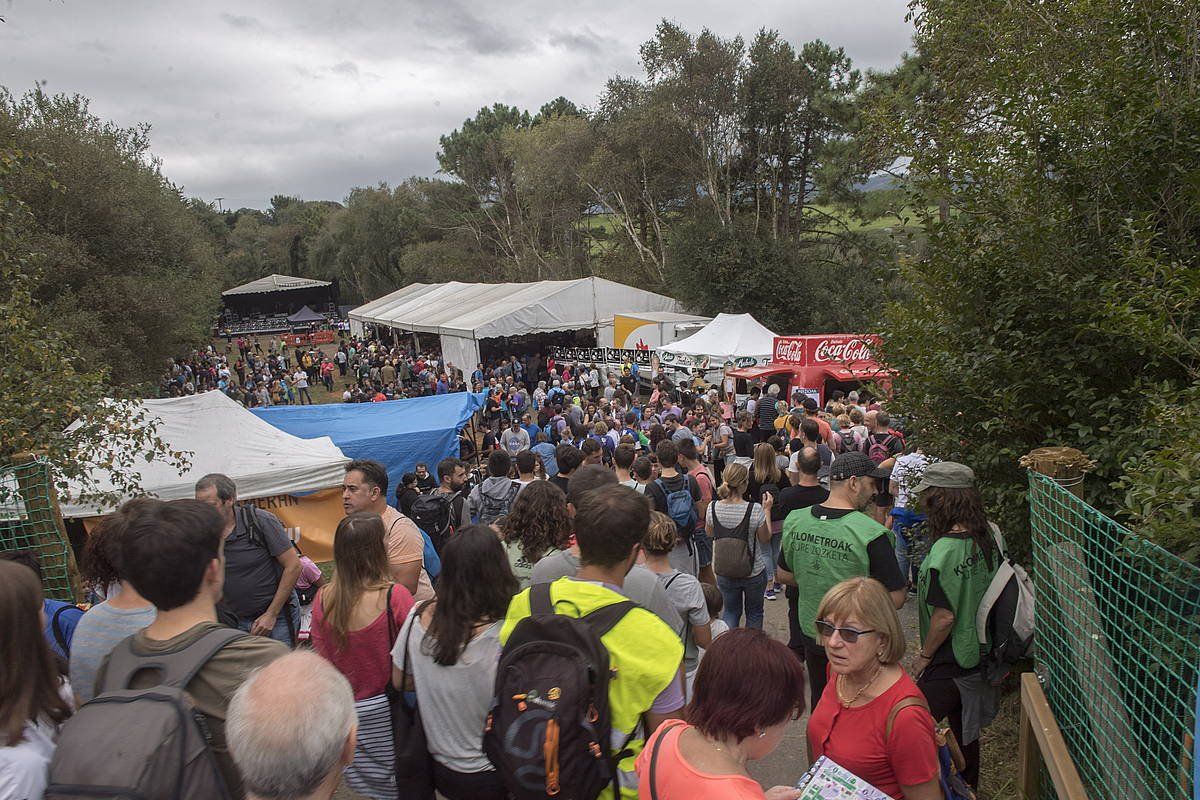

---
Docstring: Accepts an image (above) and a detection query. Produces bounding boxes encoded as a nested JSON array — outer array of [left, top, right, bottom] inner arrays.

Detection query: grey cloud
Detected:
[[410, 0, 532, 56], [2, 0, 912, 208], [219, 13, 263, 31], [548, 27, 620, 57]]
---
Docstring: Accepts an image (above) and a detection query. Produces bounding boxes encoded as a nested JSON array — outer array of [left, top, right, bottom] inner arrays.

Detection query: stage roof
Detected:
[[222, 274, 332, 296]]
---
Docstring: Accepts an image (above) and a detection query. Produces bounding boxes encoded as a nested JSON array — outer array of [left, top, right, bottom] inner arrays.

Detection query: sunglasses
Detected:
[[815, 619, 878, 644]]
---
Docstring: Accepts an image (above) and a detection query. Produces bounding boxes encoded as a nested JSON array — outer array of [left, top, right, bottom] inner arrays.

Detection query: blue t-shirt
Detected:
[[531, 442, 559, 477], [43, 599, 84, 660]]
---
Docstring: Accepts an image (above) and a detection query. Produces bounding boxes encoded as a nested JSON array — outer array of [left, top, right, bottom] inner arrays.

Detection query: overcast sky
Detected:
[[1, 1, 914, 210]]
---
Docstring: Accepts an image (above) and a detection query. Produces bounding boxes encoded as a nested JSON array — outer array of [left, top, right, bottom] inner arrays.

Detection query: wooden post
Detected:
[[1018, 687, 1042, 799], [1020, 446, 1095, 498], [1019, 673, 1090, 800], [9, 452, 83, 602]]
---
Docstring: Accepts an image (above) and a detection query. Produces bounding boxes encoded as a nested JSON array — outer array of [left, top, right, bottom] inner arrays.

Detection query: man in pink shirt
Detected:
[[341, 459, 434, 600]]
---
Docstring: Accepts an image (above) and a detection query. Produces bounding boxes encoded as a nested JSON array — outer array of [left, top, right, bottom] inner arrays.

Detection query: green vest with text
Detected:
[[918, 535, 999, 669], [781, 507, 895, 639]]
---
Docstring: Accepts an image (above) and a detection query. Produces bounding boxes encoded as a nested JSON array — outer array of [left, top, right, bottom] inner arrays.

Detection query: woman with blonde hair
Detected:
[[806, 577, 942, 799], [705, 462, 773, 630], [747, 442, 789, 601], [310, 513, 415, 800]]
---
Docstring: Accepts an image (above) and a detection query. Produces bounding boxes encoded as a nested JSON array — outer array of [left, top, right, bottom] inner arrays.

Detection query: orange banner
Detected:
[[82, 488, 345, 563], [245, 487, 344, 562]]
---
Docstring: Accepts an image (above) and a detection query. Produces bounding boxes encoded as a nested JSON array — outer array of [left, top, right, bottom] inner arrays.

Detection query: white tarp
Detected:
[[350, 278, 681, 339], [350, 278, 682, 370], [61, 391, 349, 518], [655, 313, 777, 365]]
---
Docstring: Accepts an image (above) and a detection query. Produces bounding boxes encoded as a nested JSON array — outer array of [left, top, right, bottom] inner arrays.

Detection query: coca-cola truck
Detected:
[[725, 334, 892, 407]]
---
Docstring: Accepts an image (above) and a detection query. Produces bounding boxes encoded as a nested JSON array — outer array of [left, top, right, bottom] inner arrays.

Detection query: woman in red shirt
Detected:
[[805, 577, 942, 799], [636, 628, 805, 800], [310, 513, 414, 800]]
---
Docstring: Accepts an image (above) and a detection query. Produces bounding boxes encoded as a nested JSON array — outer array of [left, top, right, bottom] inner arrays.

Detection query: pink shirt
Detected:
[[635, 721, 765, 800], [310, 585, 414, 700]]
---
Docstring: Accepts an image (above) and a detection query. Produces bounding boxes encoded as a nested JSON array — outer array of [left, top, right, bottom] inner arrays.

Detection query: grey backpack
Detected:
[[47, 627, 245, 800], [479, 481, 520, 525]]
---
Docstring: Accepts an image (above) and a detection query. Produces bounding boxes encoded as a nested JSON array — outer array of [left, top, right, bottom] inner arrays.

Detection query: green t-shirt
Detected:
[[918, 534, 999, 670], [779, 506, 898, 639]]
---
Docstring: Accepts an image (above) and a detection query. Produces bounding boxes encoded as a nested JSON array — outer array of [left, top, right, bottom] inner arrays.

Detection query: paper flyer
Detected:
[[795, 755, 893, 800]]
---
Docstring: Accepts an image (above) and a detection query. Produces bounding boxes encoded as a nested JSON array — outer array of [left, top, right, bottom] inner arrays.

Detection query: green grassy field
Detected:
[[579, 205, 918, 255]]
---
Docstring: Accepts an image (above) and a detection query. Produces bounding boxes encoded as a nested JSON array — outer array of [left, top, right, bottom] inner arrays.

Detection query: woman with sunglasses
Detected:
[[636, 628, 804, 800], [806, 577, 942, 800]]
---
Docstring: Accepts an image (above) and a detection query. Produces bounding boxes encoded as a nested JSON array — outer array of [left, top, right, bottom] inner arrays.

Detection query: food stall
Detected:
[[725, 334, 892, 407]]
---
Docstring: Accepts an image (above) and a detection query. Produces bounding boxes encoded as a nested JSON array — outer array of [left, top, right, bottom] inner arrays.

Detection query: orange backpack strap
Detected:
[[885, 695, 931, 740]]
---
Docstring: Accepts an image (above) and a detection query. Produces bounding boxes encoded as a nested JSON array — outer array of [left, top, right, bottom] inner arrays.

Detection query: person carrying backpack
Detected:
[[491, 484, 684, 800], [913, 462, 1003, 792], [49, 499, 287, 800], [469, 450, 521, 526], [410, 458, 468, 554], [195, 474, 302, 647], [864, 411, 904, 467], [645, 440, 701, 577]]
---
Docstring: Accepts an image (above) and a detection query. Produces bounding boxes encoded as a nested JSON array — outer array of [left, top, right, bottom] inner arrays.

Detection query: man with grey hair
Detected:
[[196, 473, 302, 646], [227, 651, 357, 800]]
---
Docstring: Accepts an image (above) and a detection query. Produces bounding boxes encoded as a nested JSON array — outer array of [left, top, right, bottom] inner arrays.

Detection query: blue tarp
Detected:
[[251, 393, 486, 497]]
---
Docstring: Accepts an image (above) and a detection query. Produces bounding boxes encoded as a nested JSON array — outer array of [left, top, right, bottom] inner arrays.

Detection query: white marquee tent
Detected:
[[655, 313, 778, 371], [349, 278, 681, 368], [61, 391, 349, 518]]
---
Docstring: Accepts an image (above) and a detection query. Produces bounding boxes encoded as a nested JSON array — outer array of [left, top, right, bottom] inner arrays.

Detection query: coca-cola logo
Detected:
[[813, 338, 873, 364], [773, 338, 806, 364]]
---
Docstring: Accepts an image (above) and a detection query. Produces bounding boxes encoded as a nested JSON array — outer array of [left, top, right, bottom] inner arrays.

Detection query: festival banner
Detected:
[[81, 486, 345, 563], [245, 487, 344, 562], [549, 347, 651, 368]]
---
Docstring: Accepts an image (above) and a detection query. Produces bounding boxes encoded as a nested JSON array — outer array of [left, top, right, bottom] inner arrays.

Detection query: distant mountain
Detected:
[[855, 172, 901, 192]]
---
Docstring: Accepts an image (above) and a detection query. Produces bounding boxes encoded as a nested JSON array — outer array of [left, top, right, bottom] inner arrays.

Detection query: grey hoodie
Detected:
[[469, 476, 519, 522]]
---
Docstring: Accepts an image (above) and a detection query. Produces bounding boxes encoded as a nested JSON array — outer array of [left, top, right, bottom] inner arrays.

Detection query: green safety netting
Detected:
[[0, 458, 77, 602], [1029, 471, 1200, 800]]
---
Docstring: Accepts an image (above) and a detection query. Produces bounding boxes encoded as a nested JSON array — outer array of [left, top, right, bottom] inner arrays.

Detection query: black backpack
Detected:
[[484, 582, 635, 800], [410, 491, 455, 552], [47, 627, 245, 800]]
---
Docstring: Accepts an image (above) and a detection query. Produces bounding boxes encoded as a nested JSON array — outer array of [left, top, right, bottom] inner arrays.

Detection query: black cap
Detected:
[[802, 397, 819, 411], [828, 451, 890, 481]]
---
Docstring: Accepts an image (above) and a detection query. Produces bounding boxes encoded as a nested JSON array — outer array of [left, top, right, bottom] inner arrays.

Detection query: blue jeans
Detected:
[[236, 594, 300, 647], [717, 571, 769, 630], [894, 527, 910, 587], [768, 530, 783, 585]]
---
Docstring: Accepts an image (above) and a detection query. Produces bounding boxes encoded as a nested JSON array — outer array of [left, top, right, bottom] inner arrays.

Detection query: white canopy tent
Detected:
[[61, 391, 349, 518], [655, 312, 777, 371], [349, 278, 681, 369]]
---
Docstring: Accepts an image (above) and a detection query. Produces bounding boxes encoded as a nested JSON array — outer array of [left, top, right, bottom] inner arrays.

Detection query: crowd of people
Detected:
[[3, 364, 1013, 800], [159, 334, 474, 406]]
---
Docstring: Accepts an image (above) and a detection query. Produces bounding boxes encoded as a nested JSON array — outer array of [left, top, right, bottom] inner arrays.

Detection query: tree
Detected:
[[0, 146, 185, 506], [0, 88, 223, 387], [665, 217, 894, 334], [871, 0, 1200, 554]]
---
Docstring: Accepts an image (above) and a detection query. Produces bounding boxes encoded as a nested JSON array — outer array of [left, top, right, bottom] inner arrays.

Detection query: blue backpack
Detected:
[[655, 477, 698, 543]]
